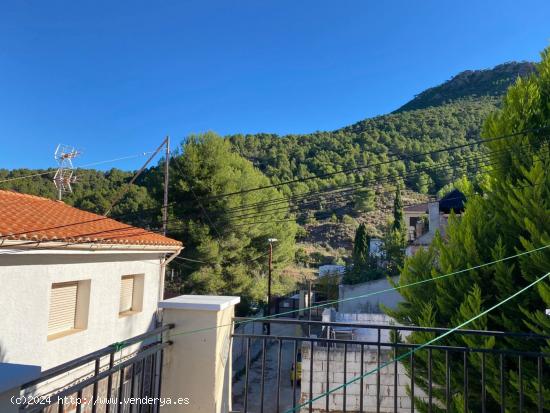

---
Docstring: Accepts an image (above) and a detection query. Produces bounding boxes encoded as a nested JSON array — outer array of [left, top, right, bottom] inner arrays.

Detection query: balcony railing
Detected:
[[10, 301, 549, 413], [231, 318, 550, 413], [18, 324, 173, 413]]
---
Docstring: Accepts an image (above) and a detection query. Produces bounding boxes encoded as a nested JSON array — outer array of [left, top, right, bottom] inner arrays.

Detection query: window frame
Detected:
[[47, 280, 90, 341], [118, 274, 144, 317]]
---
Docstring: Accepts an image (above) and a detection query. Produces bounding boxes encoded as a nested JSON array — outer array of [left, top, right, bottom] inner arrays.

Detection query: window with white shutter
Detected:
[[119, 275, 135, 314], [48, 282, 78, 336], [119, 274, 144, 316]]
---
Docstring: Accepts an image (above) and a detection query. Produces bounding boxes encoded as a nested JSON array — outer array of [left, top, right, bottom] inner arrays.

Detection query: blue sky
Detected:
[[1, 0, 549, 170]]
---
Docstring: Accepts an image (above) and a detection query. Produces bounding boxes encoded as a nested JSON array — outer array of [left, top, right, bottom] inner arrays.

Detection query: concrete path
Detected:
[[232, 323, 304, 413]]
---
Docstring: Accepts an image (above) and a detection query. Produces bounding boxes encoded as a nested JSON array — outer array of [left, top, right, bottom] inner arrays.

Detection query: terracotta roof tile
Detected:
[[404, 202, 429, 213], [0, 190, 182, 248]]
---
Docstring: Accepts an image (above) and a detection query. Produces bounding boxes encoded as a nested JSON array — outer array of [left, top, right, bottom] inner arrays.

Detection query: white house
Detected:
[[318, 264, 346, 278], [405, 189, 466, 256], [0, 190, 182, 377]]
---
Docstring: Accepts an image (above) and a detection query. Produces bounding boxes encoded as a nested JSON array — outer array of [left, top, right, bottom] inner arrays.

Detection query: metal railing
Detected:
[[19, 324, 173, 413], [231, 318, 550, 413]]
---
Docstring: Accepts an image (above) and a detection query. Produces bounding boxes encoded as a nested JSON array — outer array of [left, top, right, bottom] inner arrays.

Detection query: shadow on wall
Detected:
[[0, 342, 5, 362]]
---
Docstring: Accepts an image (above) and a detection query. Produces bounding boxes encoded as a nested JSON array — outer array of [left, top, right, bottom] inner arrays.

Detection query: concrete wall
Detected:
[[0, 250, 165, 371], [232, 321, 262, 377], [339, 277, 403, 314], [160, 295, 239, 413], [300, 344, 427, 412]]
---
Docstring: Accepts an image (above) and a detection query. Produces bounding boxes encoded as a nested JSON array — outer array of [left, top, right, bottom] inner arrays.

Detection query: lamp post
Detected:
[[266, 238, 278, 335]]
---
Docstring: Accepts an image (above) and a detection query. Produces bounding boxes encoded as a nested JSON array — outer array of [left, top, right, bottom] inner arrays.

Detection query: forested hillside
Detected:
[[0, 61, 537, 305], [395, 61, 535, 112], [229, 62, 536, 201]]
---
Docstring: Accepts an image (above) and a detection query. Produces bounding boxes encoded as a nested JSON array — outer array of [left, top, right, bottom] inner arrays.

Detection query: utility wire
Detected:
[[203, 126, 548, 202], [165, 150, 547, 232], [3, 145, 545, 252], [222, 148, 505, 221], [226, 139, 548, 222], [286, 270, 550, 413], [105, 140, 168, 216], [225, 132, 543, 215], [1, 128, 537, 233], [164, 243, 550, 338], [219, 144, 524, 215], [0, 151, 155, 184], [2, 134, 546, 257]]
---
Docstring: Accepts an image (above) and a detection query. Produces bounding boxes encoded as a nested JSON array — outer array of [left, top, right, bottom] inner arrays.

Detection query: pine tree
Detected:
[[387, 47, 550, 412], [166, 132, 298, 308]]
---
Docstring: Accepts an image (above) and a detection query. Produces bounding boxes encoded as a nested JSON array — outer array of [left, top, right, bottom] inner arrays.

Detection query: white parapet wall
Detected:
[[159, 295, 240, 413]]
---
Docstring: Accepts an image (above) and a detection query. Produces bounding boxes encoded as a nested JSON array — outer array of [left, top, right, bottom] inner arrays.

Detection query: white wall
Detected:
[[0, 250, 165, 371], [339, 276, 403, 314]]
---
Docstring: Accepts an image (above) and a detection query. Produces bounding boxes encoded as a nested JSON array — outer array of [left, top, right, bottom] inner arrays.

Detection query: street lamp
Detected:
[[266, 238, 278, 335]]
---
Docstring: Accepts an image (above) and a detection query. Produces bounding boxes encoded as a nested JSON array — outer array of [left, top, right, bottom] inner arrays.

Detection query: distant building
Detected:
[[369, 237, 383, 257], [318, 264, 346, 278], [0, 190, 182, 377], [404, 189, 466, 256]]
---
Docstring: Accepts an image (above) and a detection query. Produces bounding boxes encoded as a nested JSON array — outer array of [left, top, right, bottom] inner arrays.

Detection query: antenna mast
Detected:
[[53, 144, 80, 200], [163, 136, 170, 236]]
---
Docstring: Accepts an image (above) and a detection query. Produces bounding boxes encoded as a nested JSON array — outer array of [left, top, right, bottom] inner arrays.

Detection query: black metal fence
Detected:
[[19, 324, 173, 413], [231, 318, 550, 413]]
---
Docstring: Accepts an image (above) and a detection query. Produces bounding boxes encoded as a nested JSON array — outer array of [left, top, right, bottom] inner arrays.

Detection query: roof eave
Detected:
[[0, 239, 183, 253]]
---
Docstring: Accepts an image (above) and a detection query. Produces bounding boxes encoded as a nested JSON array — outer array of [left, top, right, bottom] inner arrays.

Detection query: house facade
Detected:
[[404, 189, 466, 256], [0, 190, 182, 372]]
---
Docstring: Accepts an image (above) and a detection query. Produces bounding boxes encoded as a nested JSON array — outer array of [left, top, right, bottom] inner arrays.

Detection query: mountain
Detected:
[[230, 61, 536, 198], [1, 60, 537, 235], [395, 61, 536, 112]]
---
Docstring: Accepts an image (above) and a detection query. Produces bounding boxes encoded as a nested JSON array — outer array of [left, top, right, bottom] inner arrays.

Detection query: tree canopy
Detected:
[[162, 132, 298, 309]]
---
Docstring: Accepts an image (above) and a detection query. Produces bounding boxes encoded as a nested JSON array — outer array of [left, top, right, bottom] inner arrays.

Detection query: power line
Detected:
[[0, 151, 156, 184], [232, 129, 542, 214], [170, 156, 224, 239], [203, 126, 548, 202], [1, 132, 545, 251], [175, 140, 548, 225], [2, 143, 545, 247], [218, 143, 521, 215], [105, 138, 169, 216], [221, 148, 503, 221], [166, 243, 550, 338], [162, 145, 540, 230]]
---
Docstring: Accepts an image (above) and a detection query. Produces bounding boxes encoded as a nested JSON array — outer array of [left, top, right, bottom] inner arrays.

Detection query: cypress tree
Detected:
[[383, 187, 407, 276], [392, 186, 405, 233], [387, 47, 550, 412], [352, 223, 370, 268], [344, 223, 383, 284]]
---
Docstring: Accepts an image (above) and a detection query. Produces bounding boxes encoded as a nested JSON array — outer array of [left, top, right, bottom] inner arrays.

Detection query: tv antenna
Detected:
[[53, 144, 80, 200]]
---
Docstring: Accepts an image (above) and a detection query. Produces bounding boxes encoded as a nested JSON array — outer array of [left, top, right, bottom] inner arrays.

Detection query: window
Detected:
[[119, 275, 144, 316], [47, 280, 90, 340]]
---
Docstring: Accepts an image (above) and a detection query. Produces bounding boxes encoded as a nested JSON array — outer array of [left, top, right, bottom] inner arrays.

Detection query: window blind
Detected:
[[48, 282, 78, 335], [120, 276, 135, 313]]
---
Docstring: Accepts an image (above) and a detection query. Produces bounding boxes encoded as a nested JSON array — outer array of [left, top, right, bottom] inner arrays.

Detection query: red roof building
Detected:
[[0, 190, 181, 249]]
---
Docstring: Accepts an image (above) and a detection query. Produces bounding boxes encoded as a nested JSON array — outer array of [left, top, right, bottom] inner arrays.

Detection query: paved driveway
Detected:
[[232, 323, 303, 413]]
